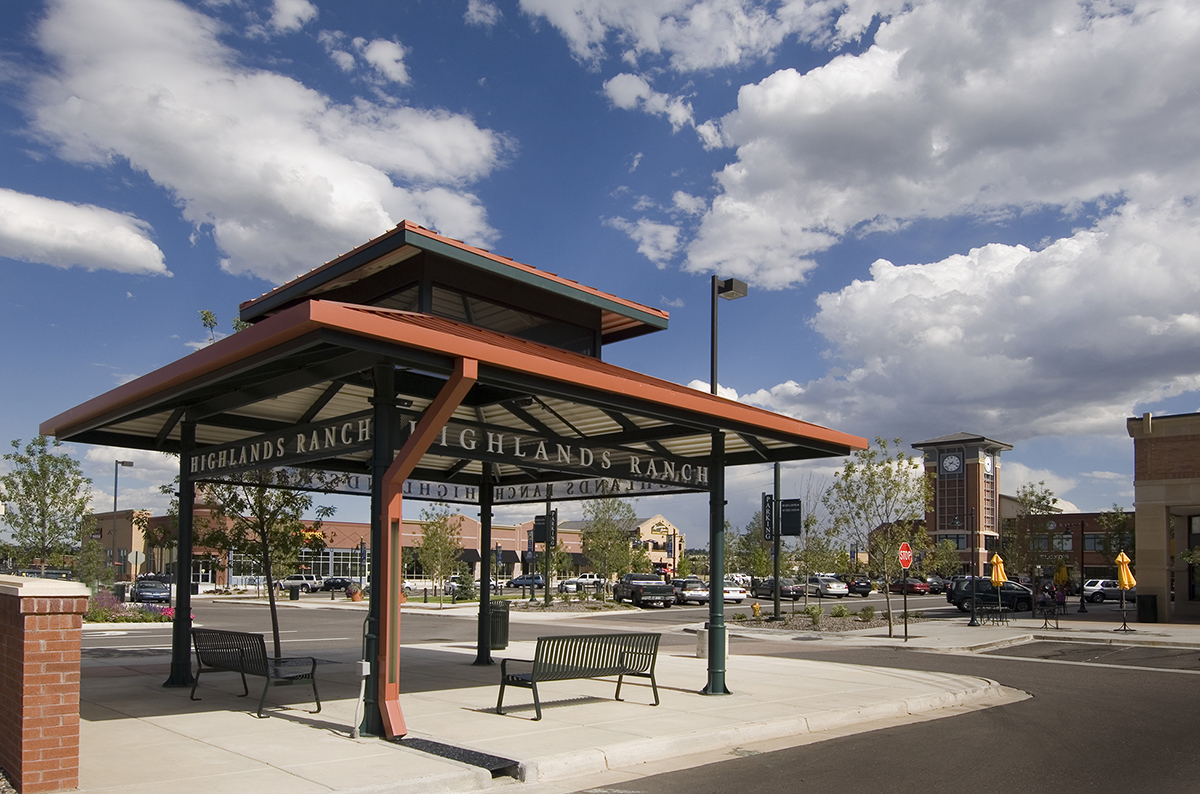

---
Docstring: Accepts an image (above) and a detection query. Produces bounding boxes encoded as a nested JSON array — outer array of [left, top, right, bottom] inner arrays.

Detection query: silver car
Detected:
[[807, 576, 849, 598], [1083, 578, 1136, 603]]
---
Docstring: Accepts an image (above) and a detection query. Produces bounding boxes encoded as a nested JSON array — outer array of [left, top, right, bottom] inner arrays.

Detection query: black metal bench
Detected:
[[496, 632, 661, 721], [190, 628, 321, 718]]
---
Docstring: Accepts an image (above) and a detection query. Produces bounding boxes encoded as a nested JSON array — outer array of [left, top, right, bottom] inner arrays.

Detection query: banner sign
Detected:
[[762, 493, 775, 542], [189, 409, 711, 493], [779, 499, 803, 536], [533, 510, 558, 545]]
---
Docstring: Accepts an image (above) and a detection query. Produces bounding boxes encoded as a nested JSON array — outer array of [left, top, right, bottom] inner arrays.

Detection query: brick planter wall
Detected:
[[0, 575, 90, 793]]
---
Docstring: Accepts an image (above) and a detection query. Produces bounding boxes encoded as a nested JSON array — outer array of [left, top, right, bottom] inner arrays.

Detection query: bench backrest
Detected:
[[532, 633, 660, 681], [192, 628, 270, 678]]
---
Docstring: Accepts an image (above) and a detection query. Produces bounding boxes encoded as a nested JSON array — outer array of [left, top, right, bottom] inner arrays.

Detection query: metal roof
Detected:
[[42, 300, 865, 497], [238, 221, 670, 346]]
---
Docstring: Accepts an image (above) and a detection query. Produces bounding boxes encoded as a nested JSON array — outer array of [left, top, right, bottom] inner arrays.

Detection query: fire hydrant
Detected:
[[751, 601, 761, 618]]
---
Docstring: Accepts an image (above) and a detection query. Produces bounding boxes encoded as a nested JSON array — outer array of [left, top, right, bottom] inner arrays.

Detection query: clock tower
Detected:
[[912, 432, 1013, 575]]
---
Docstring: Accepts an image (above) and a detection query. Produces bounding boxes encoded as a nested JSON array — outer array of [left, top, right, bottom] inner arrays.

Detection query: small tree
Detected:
[[72, 515, 112, 585], [0, 437, 93, 576], [823, 437, 932, 637], [675, 550, 692, 577], [924, 538, 966, 578], [196, 469, 334, 656], [581, 497, 638, 595], [1006, 481, 1057, 585], [416, 505, 463, 606], [1097, 503, 1135, 573]]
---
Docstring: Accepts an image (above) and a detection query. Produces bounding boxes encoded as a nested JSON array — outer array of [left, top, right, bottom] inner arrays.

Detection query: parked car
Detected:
[[558, 573, 602, 593], [321, 576, 354, 592], [276, 573, 322, 592], [130, 580, 171, 603], [671, 577, 709, 604], [1084, 579, 1136, 603], [946, 577, 1034, 612], [715, 580, 748, 603], [806, 576, 848, 598], [751, 577, 804, 600], [888, 578, 930, 595], [506, 573, 545, 589], [924, 575, 947, 594], [613, 573, 674, 607], [846, 577, 873, 597]]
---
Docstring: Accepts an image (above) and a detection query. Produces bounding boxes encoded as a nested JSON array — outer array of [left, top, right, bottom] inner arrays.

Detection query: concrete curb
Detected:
[[518, 678, 1016, 783], [339, 766, 493, 794]]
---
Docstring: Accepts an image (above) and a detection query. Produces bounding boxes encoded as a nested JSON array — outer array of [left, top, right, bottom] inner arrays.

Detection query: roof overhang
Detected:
[[42, 300, 865, 501]]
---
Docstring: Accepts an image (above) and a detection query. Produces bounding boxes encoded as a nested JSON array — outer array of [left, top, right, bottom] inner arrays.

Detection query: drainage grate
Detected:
[[393, 737, 520, 778]]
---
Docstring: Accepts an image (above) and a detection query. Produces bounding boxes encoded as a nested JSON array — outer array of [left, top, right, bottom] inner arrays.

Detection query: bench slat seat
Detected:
[[190, 628, 321, 718], [497, 632, 661, 721]]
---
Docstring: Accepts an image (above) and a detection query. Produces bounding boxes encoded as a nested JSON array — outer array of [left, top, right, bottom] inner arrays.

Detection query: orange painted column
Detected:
[[376, 357, 477, 739]]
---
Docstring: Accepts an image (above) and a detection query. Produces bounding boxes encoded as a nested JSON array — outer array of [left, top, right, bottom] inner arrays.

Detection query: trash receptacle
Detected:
[[1137, 593, 1158, 623], [113, 583, 126, 602], [289, 585, 301, 601], [490, 600, 510, 650]]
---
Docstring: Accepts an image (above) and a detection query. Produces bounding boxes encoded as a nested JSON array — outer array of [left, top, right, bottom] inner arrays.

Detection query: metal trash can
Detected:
[[1137, 593, 1158, 623], [289, 585, 301, 601], [113, 583, 126, 602], [490, 600, 510, 650]]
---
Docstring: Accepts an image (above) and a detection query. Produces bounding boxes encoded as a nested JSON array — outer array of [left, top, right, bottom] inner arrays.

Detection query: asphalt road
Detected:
[[567, 639, 1200, 794]]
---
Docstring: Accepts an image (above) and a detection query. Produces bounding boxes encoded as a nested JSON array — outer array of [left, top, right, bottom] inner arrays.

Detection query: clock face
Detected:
[[984, 455, 994, 474], [942, 454, 962, 473]]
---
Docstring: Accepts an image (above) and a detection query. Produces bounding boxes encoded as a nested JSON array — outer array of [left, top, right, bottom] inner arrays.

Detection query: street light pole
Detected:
[[705, 275, 747, 697], [113, 460, 133, 580], [1075, 520, 1088, 613], [968, 507, 979, 627]]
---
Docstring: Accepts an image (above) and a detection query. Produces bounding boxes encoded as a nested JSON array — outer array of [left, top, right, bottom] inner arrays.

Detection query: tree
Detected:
[[924, 538, 965, 578], [1097, 503, 1135, 572], [823, 437, 932, 637], [532, 540, 573, 582], [630, 544, 653, 573], [581, 497, 638, 594], [71, 515, 111, 585], [415, 505, 463, 606], [196, 468, 334, 656], [1005, 481, 1057, 585], [675, 549, 692, 577], [0, 437, 93, 576]]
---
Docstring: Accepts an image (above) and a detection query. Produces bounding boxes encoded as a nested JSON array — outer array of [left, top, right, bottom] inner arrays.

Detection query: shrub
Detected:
[[830, 604, 851, 618], [858, 605, 876, 622], [84, 592, 182, 623], [730, 612, 747, 621], [803, 603, 823, 625]]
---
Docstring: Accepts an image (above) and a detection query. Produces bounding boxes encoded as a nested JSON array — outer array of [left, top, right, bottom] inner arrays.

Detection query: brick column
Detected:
[[0, 575, 90, 793]]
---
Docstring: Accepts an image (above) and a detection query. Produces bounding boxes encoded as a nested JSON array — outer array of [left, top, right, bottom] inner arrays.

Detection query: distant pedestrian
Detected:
[[1055, 586, 1067, 613]]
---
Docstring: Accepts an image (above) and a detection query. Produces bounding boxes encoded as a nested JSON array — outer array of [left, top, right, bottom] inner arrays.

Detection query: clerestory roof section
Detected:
[[41, 300, 866, 499], [238, 221, 670, 347]]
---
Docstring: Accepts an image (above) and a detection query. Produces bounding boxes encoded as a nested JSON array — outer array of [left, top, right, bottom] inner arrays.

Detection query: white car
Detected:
[[807, 576, 849, 598], [715, 580, 747, 603], [1083, 579, 1136, 603]]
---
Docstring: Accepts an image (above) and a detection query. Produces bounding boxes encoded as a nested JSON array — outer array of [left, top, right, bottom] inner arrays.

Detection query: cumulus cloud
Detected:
[[465, 0, 503, 28], [604, 216, 681, 266], [268, 0, 318, 33], [29, 0, 511, 284], [684, 0, 1200, 286], [603, 72, 694, 131], [519, 0, 898, 71], [740, 200, 1200, 444], [0, 188, 169, 275]]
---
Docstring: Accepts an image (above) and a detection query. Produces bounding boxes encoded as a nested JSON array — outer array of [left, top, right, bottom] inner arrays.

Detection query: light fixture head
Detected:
[[716, 277, 748, 300], [117, 460, 134, 468]]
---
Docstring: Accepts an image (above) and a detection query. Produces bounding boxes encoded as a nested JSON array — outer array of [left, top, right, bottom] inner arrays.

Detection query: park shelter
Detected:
[[41, 221, 866, 737]]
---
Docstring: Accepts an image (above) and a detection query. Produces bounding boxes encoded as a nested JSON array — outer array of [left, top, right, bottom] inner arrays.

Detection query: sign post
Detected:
[[898, 542, 913, 642]]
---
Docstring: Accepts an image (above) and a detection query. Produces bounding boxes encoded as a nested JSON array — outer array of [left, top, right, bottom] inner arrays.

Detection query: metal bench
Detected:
[[190, 628, 321, 718], [496, 632, 661, 721]]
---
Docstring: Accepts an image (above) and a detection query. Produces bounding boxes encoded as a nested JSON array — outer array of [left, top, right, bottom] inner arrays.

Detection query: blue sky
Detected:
[[3, 0, 1199, 545]]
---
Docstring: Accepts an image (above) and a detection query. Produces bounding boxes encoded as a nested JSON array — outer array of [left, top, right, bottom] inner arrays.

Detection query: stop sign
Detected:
[[898, 542, 913, 570]]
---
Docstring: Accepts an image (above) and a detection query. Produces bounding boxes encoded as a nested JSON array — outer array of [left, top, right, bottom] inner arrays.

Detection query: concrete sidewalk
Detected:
[[75, 605, 1198, 794]]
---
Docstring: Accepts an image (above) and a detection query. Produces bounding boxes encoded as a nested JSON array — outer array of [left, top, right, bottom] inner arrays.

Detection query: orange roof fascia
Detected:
[[42, 298, 866, 454]]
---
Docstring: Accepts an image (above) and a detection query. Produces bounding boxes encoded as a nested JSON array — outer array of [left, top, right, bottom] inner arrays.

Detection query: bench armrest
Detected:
[[500, 657, 533, 676]]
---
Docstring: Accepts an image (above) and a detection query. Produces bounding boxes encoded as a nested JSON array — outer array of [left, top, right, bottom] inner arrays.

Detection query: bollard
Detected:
[[423, 587, 428, 603], [330, 588, 335, 601]]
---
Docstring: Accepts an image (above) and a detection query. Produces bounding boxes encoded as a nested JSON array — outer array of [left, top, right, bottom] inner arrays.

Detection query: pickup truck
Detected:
[[558, 572, 604, 593], [612, 573, 674, 607]]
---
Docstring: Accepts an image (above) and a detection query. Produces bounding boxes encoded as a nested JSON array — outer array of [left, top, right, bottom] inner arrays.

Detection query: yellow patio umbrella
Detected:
[[990, 553, 1007, 586], [1054, 560, 1069, 587], [1116, 551, 1137, 591], [990, 553, 1007, 613]]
